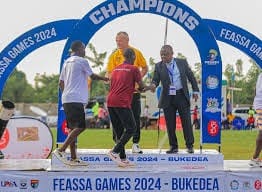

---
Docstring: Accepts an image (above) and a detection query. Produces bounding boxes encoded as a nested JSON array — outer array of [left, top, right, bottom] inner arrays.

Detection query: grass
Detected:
[[50, 128, 258, 160]]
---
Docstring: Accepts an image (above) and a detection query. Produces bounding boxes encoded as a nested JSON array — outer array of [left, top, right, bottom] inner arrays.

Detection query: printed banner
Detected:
[[0, 170, 226, 192], [0, 116, 53, 159]]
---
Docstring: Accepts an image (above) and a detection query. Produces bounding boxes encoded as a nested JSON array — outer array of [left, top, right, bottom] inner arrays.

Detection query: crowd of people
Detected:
[[52, 32, 261, 167], [221, 107, 257, 130]]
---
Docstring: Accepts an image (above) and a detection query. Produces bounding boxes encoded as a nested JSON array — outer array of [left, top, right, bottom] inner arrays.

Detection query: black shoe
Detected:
[[166, 148, 178, 154], [187, 147, 194, 154], [0, 150, 4, 159]]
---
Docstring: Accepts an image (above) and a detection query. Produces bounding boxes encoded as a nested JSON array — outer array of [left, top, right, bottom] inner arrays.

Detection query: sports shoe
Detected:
[[108, 150, 127, 167], [187, 147, 194, 154], [68, 158, 88, 166], [53, 148, 67, 163], [132, 143, 143, 154], [0, 150, 4, 159], [121, 158, 135, 167], [249, 158, 262, 167]]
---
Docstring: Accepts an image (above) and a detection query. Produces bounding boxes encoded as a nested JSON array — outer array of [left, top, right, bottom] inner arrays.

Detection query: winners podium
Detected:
[[51, 148, 224, 171]]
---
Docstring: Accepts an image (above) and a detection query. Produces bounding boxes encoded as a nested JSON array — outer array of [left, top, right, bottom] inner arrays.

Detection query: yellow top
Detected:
[[106, 46, 147, 73]]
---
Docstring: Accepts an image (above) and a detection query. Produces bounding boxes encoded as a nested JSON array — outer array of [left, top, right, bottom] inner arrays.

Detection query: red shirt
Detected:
[[107, 63, 141, 108], [247, 117, 255, 124], [193, 108, 198, 120]]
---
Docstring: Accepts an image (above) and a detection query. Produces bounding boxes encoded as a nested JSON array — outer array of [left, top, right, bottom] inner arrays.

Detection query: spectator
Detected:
[[248, 106, 255, 118], [141, 105, 150, 129], [227, 112, 235, 128], [192, 105, 200, 130], [246, 114, 255, 129], [97, 104, 110, 129], [221, 112, 230, 130]]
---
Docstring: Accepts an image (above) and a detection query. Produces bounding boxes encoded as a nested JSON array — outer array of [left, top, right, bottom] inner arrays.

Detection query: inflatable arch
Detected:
[[58, 0, 222, 145]]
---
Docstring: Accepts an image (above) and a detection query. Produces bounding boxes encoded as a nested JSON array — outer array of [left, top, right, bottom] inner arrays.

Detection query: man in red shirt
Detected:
[[107, 48, 148, 167]]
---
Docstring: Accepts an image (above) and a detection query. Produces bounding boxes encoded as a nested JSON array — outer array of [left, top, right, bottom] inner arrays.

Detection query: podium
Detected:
[[51, 148, 224, 171]]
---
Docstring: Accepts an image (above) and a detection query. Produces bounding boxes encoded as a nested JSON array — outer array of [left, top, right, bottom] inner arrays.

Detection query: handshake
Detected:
[[137, 84, 156, 93]]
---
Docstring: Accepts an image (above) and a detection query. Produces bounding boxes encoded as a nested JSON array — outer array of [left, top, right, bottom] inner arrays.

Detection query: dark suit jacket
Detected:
[[152, 58, 199, 109]]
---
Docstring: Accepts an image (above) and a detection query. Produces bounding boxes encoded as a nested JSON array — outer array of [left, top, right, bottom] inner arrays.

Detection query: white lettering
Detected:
[[129, 0, 144, 11], [220, 28, 250, 48], [144, 0, 157, 11], [117, 0, 129, 13], [88, 0, 199, 30], [101, 3, 116, 19], [89, 10, 103, 24], [250, 43, 262, 60], [162, 2, 176, 17]]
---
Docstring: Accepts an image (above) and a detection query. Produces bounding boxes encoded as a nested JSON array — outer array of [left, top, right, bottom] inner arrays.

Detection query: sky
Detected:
[[0, 0, 261, 84]]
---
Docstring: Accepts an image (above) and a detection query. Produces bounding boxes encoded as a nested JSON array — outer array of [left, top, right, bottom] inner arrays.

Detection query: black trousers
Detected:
[[163, 92, 194, 149], [112, 93, 141, 144], [131, 93, 141, 143], [108, 107, 136, 159]]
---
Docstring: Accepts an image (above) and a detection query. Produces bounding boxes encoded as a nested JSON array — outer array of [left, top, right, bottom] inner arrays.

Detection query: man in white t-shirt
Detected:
[[53, 40, 108, 166]]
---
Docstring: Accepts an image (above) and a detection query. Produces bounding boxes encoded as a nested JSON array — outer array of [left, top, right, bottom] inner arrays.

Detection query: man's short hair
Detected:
[[70, 40, 84, 52], [123, 48, 135, 60], [117, 31, 129, 37]]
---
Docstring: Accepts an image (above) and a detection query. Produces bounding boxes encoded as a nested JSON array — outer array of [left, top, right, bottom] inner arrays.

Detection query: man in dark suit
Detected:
[[149, 45, 199, 153]]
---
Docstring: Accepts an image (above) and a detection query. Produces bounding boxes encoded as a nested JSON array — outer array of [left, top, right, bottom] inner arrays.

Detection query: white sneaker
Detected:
[[53, 148, 67, 163], [121, 158, 135, 167], [108, 150, 127, 167], [132, 143, 143, 154], [249, 158, 262, 167], [67, 158, 88, 166]]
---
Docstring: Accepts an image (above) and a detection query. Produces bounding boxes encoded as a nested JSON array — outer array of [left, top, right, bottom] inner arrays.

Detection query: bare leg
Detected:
[[59, 128, 85, 158], [253, 130, 262, 159]]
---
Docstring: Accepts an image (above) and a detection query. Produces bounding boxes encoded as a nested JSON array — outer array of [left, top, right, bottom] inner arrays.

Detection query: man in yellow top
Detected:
[[106, 31, 148, 153]]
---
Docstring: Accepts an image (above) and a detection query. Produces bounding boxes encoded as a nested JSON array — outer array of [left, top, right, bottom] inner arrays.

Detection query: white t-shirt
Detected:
[[253, 73, 262, 110], [59, 56, 93, 104]]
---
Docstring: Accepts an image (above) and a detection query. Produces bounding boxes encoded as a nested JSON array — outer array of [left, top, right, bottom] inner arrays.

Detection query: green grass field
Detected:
[[51, 128, 258, 160]]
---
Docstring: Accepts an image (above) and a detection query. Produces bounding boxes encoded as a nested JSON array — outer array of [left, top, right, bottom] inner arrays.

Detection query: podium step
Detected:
[[51, 149, 224, 171]]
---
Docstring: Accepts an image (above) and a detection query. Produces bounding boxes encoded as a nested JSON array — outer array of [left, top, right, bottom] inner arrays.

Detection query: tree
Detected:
[[34, 73, 59, 103], [85, 43, 107, 72], [193, 62, 201, 82], [85, 43, 108, 98], [2, 68, 34, 102]]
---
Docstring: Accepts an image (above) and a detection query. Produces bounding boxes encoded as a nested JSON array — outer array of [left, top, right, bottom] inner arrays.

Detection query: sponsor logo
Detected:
[[254, 180, 262, 190], [205, 97, 220, 113], [0, 180, 17, 188], [19, 180, 28, 189], [31, 179, 39, 189], [230, 180, 239, 190], [204, 49, 219, 65], [206, 75, 219, 89], [242, 181, 251, 190], [207, 120, 219, 136]]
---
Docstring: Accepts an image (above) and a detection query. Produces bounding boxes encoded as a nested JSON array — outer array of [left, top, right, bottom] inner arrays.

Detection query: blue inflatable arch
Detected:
[[57, 0, 222, 145], [0, 19, 78, 94], [204, 19, 262, 67]]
